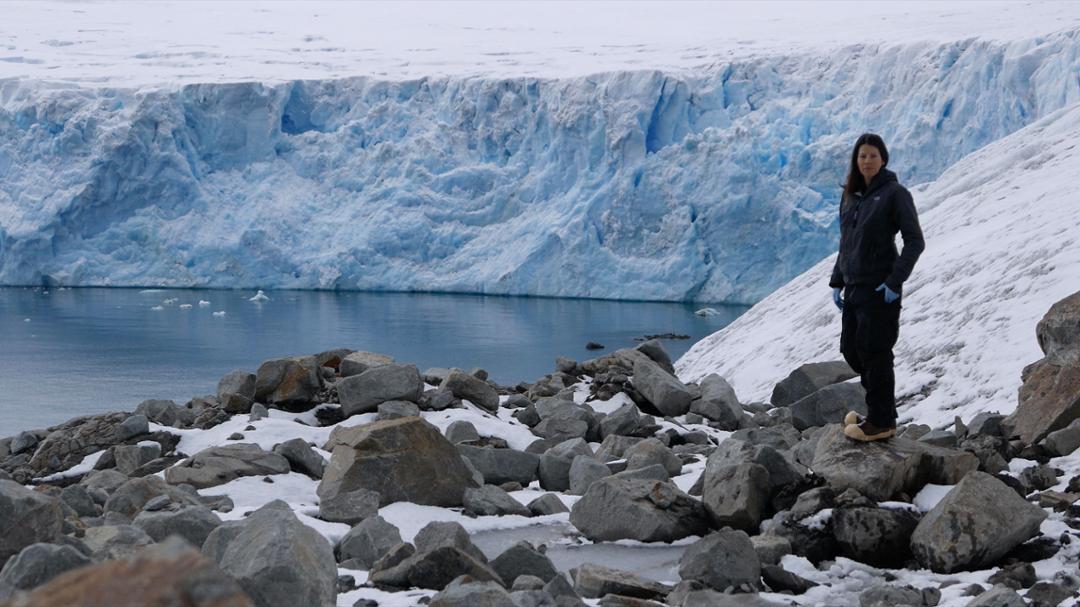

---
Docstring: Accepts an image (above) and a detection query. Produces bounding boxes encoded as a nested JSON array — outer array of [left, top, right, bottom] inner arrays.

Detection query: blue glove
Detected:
[[876, 283, 900, 304], [832, 287, 843, 311]]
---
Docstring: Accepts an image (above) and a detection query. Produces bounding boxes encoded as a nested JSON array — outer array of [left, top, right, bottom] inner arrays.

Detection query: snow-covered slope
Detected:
[[2, 32, 1078, 301], [677, 103, 1080, 427]]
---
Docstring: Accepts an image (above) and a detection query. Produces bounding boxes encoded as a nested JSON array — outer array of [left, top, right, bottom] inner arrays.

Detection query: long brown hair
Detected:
[[843, 133, 889, 199]]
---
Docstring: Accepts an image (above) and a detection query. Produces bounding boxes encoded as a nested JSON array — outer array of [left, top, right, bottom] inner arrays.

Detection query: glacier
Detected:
[[1, 31, 1079, 302], [676, 101, 1080, 428]]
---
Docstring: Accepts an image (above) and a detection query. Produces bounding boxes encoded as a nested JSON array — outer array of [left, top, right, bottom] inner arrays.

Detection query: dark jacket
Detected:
[[829, 168, 924, 292]]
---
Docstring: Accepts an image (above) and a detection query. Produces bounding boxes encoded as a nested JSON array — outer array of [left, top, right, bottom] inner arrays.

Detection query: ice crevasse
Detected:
[[0, 31, 1078, 303]]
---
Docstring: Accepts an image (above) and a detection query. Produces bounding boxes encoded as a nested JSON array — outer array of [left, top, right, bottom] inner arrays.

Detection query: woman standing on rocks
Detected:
[[830, 133, 925, 442]]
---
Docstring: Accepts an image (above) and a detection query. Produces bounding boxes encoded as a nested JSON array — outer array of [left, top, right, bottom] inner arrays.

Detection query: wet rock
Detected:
[[678, 529, 761, 592], [320, 417, 478, 507], [569, 477, 708, 542], [337, 363, 423, 417], [910, 471, 1048, 573], [164, 443, 289, 489]]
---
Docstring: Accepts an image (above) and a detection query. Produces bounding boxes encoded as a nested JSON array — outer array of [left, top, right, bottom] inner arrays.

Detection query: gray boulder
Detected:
[[636, 339, 675, 374], [690, 374, 743, 430], [596, 435, 643, 462], [532, 416, 589, 443], [751, 535, 792, 566], [623, 439, 682, 477], [21, 412, 131, 480], [788, 382, 866, 430], [318, 488, 380, 525], [59, 484, 99, 518], [1041, 417, 1080, 456], [447, 420, 481, 444], [1008, 328, 1080, 444], [678, 529, 761, 592], [911, 471, 1047, 573], [858, 584, 925, 607], [963, 586, 1027, 607], [272, 438, 326, 479], [771, 361, 857, 407], [832, 507, 919, 568], [0, 481, 63, 562], [319, 417, 479, 507], [0, 543, 91, 598], [568, 455, 611, 495], [458, 445, 539, 486], [134, 399, 194, 428], [164, 443, 290, 489], [337, 363, 423, 417], [114, 442, 162, 476], [254, 356, 323, 408], [81, 524, 155, 561], [599, 403, 641, 439], [340, 351, 395, 378], [572, 563, 670, 600], [377, 400, 422, 421], [104, 475, 201, 519], [569, 477, 708, 542], [490, 542, 559, 587], [430, 576, 515, 607], [701, 462, 770, 531], [811, 425, 978, 501], [441, 369, 501, 412], [632, 358, 692, 416], [527, 494, 569, 516], [1036, 290, 1080, 366], [538, 439, 593, 492], [115, 414, 150, 442], [464, 485, 532, 517], [202, 500, 337, 607], [217, 369, 257, 413], [336, 515, 402, 568], [10, 431, 40, 456], [371, 547, 504, 591], [414, 521, 487, 564], [132, 505, 222, 548]]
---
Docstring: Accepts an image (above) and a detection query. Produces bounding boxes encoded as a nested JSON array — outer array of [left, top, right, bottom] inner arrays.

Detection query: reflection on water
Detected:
[[0, 287, 746, 434]]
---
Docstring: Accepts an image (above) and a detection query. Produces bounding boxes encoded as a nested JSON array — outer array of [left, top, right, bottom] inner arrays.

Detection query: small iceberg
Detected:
[[695, 307, 721, 317], [23, 318, 30, 322], [162, 297, 178, 305], [151, 305, 164, 311], [212, 310, 227, 317], [179, 303, 192, 309], [249, 290, 270, 302], [198, 300, 211, 307]]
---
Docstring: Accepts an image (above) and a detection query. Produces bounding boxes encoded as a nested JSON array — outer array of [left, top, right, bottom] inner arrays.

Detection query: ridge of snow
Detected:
[[676, 102, 1080, 428]]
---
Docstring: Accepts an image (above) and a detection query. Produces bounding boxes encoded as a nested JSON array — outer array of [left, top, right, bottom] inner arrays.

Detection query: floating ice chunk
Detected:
[[198, 300, 211, 306], [151, 305, 164, 311], [179, 303, 192, 309], [249, 290, 270, 302], [23, 318, 30, 322], [163, 297, 178, 305], [212, 310, 227, 317], [695, 307, 720, 317]]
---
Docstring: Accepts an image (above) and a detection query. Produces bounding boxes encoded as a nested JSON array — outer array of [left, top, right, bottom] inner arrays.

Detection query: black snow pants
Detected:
[[840, 285, 901, 428]]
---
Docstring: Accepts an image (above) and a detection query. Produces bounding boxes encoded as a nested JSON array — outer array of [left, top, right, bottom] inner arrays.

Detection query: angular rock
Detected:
[[532, 416, 589, 443], [377, 400, 422, 421], [319, 488, 380, 525], [371, 546, 503, 590], [600, 404, 642, 439], [0, 481, 63, 563], [964, 586, 1026, 607], [632, 359, 692, 416], [832, 507, 919, 568], [164, 443, 289, 490], [114, 443, 162, 476], [569, 477, 708, 542], [319, 417, 479, 507], [22, 412, 130, 480], [430, 575, 515, 607], [859, 584, 924, 607], [218, 370, 257, 414], [701, 461, 771, 532], [441, 369, 500, 412], [10, 432, 39, 456], [340, 351, 395, 378], [201, 500, 336, 607], [811, 425, 979, 501], [254, 356, 322, 409], [104, 475, 200, 520], [678, 529, 761, 592], [464, 485, 532, 517], [0, 543, 91, 598], [1042, 418, 1080, 456], [447, 420, 481, 444], [490, 542, 559, 587], [414, 521, 487, 563], [596, 435, 644, 462], [788, 382, 866, 431], [690, 374, 742, 430], [59, 484, 98, 518], [134, 399, 194, 428], [2, 537, 253, 607], [572, 563, 670, 600], [1036, 291, 1080, 366], [272, 438, 326, 479], [336, 515, 402, 568], [910, 471, 1048, 573], [751, 535, 792, 566], [569, 455, 611, 495], [338, 363, 423, 417], [527, 493, 569, 516], [623, 439, 682, 477], [1009, 359, 1080, 445], [771, 361, 857, 407], [538, 439, 593, 492], [115, 415, 150, 442], [761, 564, 816, 595], [458, 445, 539, 486], [132, 505, 222, 549]]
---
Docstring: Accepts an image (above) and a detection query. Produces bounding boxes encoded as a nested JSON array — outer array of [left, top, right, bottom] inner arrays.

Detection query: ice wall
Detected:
[[1, 32, 1078, 302]]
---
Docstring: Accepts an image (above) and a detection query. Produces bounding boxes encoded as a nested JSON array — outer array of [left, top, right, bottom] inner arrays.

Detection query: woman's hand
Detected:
[[833, 287, 844, 311], [875, 283, 900, 304]]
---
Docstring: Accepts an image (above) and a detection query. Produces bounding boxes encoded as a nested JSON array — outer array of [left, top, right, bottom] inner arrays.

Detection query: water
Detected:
[[0, 287, 746, 435]]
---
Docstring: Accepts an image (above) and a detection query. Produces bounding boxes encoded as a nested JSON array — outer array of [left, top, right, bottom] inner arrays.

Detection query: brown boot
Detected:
[[842, 411, 864, 428], [843, 420, 896, 442]]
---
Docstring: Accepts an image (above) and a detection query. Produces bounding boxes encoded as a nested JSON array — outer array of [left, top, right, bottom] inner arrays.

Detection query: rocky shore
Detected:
[[1, 292, 1079, 607]]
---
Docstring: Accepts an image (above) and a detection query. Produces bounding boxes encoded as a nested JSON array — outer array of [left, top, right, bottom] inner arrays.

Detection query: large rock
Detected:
[[440, 369, 500, 412], [202, 500, 336, 607], [0, 481, 63, 563], [458, 445, 539, 486], [538, 439, 593, 492], [134, 399, 195, 428], [218, 370, 257, 414], [811, 425, 979, 501], [337, 363, 423, 417], [910, 471, 1047, 573], [571, 563, 670, 600], [104, 475, 201, 520], [20, 412, 128, 479], [678, 529, 761, 592], [690, 374, 742, 429], [1009, 359, 1080, 445], [623, 439, 682, 477], [569, 477, 708, 542], [336, 515, 402, 568], [318, 488, 380, 525], [132, 505, 223, 549], [414, 521, 488, 564], [568, 455, 612, 495], [490, 542, 559, 587], [1, 537, 253, 607], [80, 525, 155, 562], [254, 356, 322, 409], [701, 462, 770, 532], [632, 359, 693, 416], [788, 382, 866, 431], [463, 485, 532, 517], [1042, 418, 1080, 456], [164, 443, 290, 490], [272, 438, 326, 479], [114, 443, 162, 476], [340, 351, 395, 378], [319, 417, 479, 507], [371, 547, 504, 591], [429, 576, 515, 607], [771, 361, 857, 407], [1036, 291, 1080, 366], [0, 543, 91, 599], [832, 507, 919, 568]]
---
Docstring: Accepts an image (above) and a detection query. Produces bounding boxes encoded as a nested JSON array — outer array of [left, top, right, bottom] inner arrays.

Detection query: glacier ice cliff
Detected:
[[1, 32, 1079, 302]]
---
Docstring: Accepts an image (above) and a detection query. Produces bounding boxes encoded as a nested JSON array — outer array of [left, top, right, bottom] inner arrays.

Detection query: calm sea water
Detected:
[[0, 287, 746, 435]]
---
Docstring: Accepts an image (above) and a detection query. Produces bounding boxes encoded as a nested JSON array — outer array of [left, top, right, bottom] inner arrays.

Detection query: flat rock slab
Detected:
[[771, 361, 857, 407], [572, 563, 671, 601], [569, 477, 708, 542], [338, 363, 423, 417], [811, 425, 978, 501], [164, 443, 290, 490]]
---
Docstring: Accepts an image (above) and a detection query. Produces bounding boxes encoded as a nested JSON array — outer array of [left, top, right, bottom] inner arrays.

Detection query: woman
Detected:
[[829, 133, 925, 442]]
